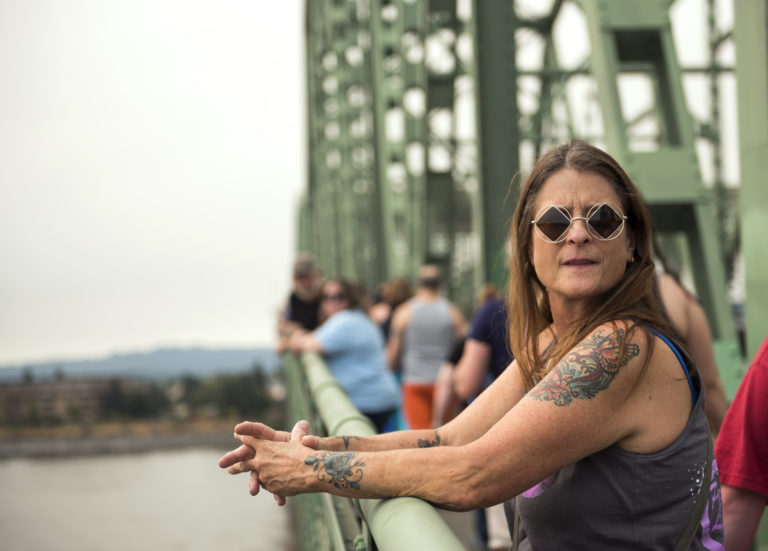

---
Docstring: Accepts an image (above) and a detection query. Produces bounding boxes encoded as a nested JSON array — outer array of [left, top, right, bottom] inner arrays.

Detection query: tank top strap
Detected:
[[648, 327, 697, 405]]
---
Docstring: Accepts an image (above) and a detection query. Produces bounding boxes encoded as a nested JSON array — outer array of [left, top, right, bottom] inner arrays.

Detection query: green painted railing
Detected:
[[282, 351, 467, 551]]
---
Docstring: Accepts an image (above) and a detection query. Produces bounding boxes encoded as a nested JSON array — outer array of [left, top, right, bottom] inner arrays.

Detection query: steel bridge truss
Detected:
[[301, 0, 743, 386]]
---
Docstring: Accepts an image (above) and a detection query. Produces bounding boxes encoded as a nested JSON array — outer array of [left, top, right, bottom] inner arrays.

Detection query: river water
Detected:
[[0, 448, 291, 551]]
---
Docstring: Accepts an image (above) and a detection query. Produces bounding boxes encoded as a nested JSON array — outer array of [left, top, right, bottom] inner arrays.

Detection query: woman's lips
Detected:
[[563, 258, 597, 266]]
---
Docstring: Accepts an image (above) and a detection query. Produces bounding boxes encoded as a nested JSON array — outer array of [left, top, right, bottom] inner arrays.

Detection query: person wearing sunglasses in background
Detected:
[[221, 142, 722, 549], [284, 277, 400, 434]]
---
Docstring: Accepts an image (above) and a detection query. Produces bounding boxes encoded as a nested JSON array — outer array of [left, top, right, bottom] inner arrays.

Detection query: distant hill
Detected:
[[0, 347, 281, 383]]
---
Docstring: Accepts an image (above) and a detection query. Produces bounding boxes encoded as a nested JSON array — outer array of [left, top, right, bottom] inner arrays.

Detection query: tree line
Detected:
[[0, 364, 280, 427]]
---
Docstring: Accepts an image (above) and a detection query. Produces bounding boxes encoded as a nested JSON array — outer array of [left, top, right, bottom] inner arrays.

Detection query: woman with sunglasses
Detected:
[[221, 142, 722, 549], [285, 277, 399, 433]]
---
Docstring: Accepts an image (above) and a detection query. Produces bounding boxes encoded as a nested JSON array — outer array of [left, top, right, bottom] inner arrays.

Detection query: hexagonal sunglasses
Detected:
[[531, 202, 628, 243]]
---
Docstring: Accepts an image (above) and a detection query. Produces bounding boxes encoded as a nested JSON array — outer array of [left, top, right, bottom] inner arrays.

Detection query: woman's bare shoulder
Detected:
[[573, 320, 650, 356]]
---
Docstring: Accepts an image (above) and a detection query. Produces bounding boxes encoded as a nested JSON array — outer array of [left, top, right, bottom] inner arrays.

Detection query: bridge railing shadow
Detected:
[[282, 351, 467, 551]]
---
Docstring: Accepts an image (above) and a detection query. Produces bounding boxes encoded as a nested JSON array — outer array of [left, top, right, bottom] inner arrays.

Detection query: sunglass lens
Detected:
[[588, 204, 623, 239], [536, 206, 570, 242]]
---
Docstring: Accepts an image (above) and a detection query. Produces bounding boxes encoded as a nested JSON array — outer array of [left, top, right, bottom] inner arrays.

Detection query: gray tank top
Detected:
[[402, 298, 454, 384], [505, 337, 724, 550]]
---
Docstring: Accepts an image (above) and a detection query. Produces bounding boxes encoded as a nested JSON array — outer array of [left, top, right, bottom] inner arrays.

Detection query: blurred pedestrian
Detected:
[[387, 264, 466, 429], [657, 270, 729, 435], [278, 253, 322, 337], [715, 335, 768, 550], [287, 277, 400, 433]]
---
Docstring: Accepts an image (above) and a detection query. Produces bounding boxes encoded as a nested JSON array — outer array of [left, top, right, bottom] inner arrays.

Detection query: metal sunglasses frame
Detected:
[[531, 202, 628, 243]]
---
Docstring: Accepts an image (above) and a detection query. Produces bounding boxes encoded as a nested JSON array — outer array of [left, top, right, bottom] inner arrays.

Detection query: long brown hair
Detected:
[[506, 141, 685, 391]]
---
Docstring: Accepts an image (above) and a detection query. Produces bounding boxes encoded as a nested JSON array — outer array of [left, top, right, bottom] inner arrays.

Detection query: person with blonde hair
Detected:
[[220, 142, 722, 549]]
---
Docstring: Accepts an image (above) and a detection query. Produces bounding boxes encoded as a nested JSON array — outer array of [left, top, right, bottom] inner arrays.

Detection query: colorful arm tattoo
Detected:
[[529, 328, 640, 407], [304, 451, 366, 490], [417, 431, 441, 448]]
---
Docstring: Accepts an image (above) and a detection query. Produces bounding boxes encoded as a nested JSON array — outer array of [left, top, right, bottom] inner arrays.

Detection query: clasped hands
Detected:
[[218, 419, 318, 506]]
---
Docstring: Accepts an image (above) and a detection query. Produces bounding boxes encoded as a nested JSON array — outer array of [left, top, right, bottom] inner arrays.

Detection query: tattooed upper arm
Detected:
[[528, 327, 640, 407]]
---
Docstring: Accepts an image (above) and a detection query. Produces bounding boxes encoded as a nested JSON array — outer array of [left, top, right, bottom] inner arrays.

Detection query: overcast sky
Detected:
[[0, 1, 306, 366], [0, 0, 735, 367]]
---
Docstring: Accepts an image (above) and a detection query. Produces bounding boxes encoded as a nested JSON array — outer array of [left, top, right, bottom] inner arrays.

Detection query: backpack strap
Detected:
[[512, 499, 520, 551]]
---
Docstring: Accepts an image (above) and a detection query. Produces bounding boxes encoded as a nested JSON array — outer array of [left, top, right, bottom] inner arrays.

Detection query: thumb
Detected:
[[290, 419, 310, 442]]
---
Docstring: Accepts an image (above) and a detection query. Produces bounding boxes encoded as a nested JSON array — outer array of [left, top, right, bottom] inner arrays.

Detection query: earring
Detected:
[[628, 256, 635, 265]]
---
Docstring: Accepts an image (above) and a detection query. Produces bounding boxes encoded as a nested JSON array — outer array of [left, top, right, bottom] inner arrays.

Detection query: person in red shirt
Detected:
[[715, 335, 768, 550]]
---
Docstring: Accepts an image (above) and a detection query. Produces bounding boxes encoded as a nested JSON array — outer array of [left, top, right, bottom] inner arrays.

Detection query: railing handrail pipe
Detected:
[[300, 351, 466, 551]]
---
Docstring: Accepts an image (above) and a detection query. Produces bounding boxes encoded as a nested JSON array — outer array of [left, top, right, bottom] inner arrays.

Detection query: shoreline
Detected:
[[0, 419, 244, 459]]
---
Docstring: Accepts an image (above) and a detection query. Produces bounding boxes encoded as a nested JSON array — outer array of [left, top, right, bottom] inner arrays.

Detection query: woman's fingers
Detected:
[[290, 420, 310, 442], [218, 444, 255, 468], [249, 471, 260, 496], [265, 420, 310, 505], [224, 420, 312, 506], [233, 432, 260, 449], [226, 460, 252, 475], [234, 421, 293, 443]]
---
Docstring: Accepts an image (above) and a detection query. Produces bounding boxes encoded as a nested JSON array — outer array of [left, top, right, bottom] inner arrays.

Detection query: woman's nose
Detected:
[[566, 216, 591, 242]]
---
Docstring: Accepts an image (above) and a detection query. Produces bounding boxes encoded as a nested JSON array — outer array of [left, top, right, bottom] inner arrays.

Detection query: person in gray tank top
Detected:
[[387, 265, 466, 429], [220, 142, 723, 550]]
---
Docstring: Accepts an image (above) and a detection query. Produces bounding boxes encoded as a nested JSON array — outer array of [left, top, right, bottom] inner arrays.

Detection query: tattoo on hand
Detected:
[[417, 431, 441, 448], [304, 452, 365, 490], [336, 436, 361, 450], [529, 329, 639, 407]]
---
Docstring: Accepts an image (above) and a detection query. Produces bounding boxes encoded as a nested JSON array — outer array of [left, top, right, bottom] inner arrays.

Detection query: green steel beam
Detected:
[[368, 0, 422, 281], [735, 0, 768, 368], [304, 1, 487, 310], [304, 0, 388, 288], [581, 0, 741, 393], [305, 1, 340, 278], [423, 1, 486, 310], [303, 3, 320, 261], [302, 0, 746, 332], [297, 193, 312, 254], [472, 0, 520, 291]]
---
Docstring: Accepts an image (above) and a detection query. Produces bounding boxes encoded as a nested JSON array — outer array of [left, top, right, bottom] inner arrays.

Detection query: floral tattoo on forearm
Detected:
[[417, 431, 441, 448], [304, 451, 366, 490], [336, 435, 361, 450], [529, 328, 639, 407]]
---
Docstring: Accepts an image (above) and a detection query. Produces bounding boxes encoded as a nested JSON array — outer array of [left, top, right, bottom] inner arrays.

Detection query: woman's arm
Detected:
[[452, 339, 492, 401], [302, 355, 528, 452], [225, 324, 686, 510], [684, 298, 728, 434], [386, 303, 410, 371], [721, 485, 767, 551], [289, 331, 324, 353], [223, 326, 626, 509], [221, 356, 528, 484], [658, 273, 728, 434]]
